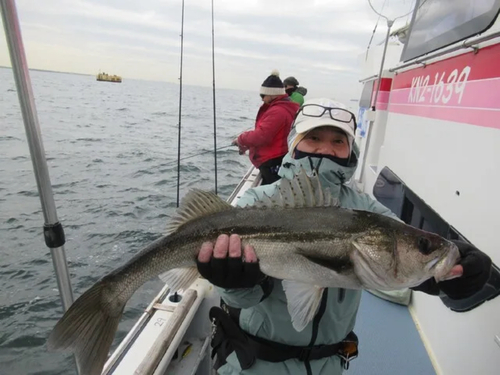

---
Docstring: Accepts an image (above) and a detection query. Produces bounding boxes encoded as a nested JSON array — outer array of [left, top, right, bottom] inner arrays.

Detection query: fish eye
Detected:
[[418, 237, 433, 255]]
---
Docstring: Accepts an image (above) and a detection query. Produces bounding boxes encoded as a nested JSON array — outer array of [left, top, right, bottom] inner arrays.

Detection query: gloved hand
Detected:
[[438, 240, 492, 299], [412, 239, 492, 300], [196, 234, 266, 289], [232, 138, 248, 155]]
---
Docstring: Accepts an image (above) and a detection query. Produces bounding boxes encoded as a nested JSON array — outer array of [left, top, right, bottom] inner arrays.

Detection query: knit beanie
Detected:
[[283, 76, 299, 87], [260, 70, 285, 96]]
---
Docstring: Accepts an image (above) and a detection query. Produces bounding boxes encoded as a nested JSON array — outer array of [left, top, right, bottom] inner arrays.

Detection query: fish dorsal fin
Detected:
[[166, 189, 233, 234], [289, 177, 306, 207], [253, 190, 276, 208], [255, 168, 338, 209], [309, 170, 324, 206]]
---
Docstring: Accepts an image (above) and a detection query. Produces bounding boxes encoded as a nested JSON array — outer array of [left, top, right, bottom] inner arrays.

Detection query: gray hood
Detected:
[[278, 144, 359, 198], [296, 86, 307, 96]]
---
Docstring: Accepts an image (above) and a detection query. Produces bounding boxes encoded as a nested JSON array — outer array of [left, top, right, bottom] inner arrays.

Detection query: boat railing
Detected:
[[226, 166, 261, 206]]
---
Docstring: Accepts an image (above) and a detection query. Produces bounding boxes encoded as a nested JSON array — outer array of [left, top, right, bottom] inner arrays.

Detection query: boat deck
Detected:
[[350, 291, 435, 375]]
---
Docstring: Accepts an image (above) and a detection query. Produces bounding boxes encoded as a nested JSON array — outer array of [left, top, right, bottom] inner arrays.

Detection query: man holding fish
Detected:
[[196, 98, 492, 375], [47, 99, 492, 375]]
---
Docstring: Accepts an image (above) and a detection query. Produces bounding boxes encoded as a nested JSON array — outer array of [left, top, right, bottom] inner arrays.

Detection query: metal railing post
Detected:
[[1, 0, 75, 312], [357, 18, 394, 184]]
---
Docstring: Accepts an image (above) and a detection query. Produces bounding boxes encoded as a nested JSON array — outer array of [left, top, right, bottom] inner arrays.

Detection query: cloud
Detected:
[[1, 0, 415, 102]]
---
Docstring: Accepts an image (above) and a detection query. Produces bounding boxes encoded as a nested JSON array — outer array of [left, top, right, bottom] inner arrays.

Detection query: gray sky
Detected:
[[1, 0, 414, 101]]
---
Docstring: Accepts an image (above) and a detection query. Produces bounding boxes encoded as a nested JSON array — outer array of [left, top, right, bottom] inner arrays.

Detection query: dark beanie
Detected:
[[283, 76, 299, 87], [260, 70, 285, 96]]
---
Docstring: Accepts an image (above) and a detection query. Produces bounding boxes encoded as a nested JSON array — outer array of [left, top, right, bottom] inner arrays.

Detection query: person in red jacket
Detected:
[[233, 70, 299, 185]]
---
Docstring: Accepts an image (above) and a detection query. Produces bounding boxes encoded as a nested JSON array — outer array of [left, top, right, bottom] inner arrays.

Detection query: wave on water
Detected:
[[75, 137, 103, 142]]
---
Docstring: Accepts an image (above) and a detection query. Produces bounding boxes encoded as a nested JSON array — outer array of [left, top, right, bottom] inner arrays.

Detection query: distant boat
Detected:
[[96, 72, 122, 83]]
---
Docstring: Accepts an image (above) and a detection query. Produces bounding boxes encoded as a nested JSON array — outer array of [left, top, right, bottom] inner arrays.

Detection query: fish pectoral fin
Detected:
[[159, 267, 200, 292], [298, 253, 353, 274], [282, 280, 325, 332]]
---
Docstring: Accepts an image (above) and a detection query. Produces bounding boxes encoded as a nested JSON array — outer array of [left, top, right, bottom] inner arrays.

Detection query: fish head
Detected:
[[351, 224, 461, 290]]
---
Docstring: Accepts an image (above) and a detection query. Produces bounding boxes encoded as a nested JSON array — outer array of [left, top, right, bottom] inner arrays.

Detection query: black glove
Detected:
[[412, 239, 492, 300], [197, 256, 266, 289]]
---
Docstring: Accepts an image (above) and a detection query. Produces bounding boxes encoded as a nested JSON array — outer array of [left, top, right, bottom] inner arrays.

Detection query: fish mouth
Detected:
[[425, 254, 445, 272], [432, 244, 461, 282]]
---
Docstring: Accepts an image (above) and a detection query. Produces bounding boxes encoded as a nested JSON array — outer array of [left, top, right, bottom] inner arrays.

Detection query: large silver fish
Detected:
[[47, 169, 460, 375]]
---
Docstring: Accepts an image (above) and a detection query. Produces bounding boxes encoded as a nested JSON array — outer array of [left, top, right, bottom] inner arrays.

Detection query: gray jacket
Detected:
[[217, 151, 398, 375]]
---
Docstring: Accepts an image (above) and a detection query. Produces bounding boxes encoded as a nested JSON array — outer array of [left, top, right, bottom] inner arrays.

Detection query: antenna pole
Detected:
[[372, 18, 394, 110]]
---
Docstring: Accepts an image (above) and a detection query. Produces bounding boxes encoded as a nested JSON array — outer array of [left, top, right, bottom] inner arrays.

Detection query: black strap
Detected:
[[259, 276, 274, 301], [247, 332, 342, 362], [210, 306, 353, 368], [210, 307, 256, 370]]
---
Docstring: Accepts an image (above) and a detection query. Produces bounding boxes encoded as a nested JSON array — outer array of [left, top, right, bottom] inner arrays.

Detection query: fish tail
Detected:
[[47, 279, 125, 375]]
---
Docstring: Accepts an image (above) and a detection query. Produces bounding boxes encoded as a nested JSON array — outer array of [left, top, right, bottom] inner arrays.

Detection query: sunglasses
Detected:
[[260, 94, 266, 99], [294, 104, 357, 134]]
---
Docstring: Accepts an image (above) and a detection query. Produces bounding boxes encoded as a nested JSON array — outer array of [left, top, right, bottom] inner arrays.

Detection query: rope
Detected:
[[365, 0, 387, 60], [367, 0, 427, 23]]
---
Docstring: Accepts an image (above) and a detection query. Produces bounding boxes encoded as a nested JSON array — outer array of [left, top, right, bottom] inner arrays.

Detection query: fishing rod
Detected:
[[165, 127, 252, 167], [166, 125, 253, 167], [176, 0, 185, 208], [163, 144, 234, 167], [211, 0, 218, 195]]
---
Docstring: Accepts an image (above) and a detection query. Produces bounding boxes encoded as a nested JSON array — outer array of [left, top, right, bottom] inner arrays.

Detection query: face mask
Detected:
[[293, 149, 350, 167]]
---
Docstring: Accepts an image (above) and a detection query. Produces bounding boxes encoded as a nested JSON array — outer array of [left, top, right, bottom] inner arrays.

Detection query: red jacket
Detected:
[[237, 95, 299, 168]]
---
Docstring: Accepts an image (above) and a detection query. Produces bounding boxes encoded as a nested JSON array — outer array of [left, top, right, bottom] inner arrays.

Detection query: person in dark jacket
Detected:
[[233, 70, 299, 185], [284, 76, 307, 106]]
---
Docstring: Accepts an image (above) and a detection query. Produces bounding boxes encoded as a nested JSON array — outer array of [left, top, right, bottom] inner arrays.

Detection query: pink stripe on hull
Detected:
[[389, 103, 500, 129]]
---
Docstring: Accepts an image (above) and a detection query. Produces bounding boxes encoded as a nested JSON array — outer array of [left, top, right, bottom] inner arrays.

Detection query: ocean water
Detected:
[[0, 67, 258, 374]]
